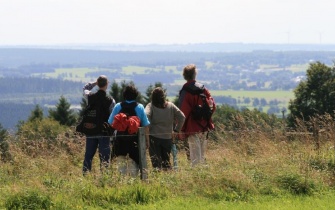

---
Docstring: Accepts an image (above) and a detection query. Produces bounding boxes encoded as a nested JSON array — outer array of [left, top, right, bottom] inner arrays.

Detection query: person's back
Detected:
[[82, 75, 115, 175], [147, 102, 184, 139], [87, 87, 114, 134], [178, 64, 213, 166], [179, 81, 215, 134], [145, 87, 185, 170], [108, 84, 150, 177]]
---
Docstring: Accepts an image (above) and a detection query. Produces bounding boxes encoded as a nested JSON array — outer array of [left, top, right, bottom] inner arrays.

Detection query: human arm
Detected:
[[144, 103, 152, 121], [83, 81, 97, 96], [107, 103, 122, 124], [136, 104, 151, 149], [83, 81, 97, 102], [178, 89, 193, 119], [172, 103, 186, 133], [109, 98, 116, 114], [135, 104, 150, 127]]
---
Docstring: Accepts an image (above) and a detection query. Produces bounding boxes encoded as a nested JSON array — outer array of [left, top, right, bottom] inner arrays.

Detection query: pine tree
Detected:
[[109, 80, 145, 104], [143, 82, 164, 106], [0, 123, 11, 162], [49, 95, 77, 126], [79, 97, 88, 117], [28, 104, 44, 122], [109, 80, 122, 103]]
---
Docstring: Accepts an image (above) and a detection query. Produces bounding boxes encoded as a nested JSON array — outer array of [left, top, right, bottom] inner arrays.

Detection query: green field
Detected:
[[211, 90, 294, 102], [32, 67, 116, 82]]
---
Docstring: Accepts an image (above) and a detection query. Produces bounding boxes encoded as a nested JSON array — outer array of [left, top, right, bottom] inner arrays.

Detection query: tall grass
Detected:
[[2, 114, 335, 209]]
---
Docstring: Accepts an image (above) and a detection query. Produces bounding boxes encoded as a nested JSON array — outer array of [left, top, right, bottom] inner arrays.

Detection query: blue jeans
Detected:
[[83, 135, 111, 174]]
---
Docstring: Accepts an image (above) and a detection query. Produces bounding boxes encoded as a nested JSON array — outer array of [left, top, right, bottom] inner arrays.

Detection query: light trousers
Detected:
[[187, 133, 207, 167], [116, 155, 139, 177]]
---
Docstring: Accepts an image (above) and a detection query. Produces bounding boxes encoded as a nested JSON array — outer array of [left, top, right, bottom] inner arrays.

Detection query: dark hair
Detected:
[[151, 87, 166, 108], [123, 85, 139, 101], [97, 75, 108, 88]]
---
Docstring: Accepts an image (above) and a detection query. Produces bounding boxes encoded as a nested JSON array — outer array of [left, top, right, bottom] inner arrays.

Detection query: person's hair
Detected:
[[97, 75, 108, 88], [183, 64, 197, 81], [123, 85, 139, 101], [151, 87, 167, 108]]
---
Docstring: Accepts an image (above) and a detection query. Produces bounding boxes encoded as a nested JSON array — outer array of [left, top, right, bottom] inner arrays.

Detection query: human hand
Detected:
[[177, 132, 186, 140]]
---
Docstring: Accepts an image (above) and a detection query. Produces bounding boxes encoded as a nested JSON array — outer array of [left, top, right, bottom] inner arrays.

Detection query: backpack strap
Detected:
[[120, 101, 138, 116], [181, 82, 212, 135]]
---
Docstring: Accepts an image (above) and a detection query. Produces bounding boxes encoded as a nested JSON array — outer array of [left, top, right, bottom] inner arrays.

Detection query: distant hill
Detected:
[[2, 43, 335, 52]]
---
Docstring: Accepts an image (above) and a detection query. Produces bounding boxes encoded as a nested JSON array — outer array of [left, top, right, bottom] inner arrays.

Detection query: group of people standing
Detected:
[[81, 64, 215, 177]]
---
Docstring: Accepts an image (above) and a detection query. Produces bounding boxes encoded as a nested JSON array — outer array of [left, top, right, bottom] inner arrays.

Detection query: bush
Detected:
[[17, 118, 67, 141], [276, 173, 316, 195]]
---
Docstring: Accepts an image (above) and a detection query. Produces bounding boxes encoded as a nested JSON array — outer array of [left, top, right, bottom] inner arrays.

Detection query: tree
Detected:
[[79, 97, 88, 117], [252, 98, 260, 106], [28, 105, 44, 122], [49, 95, 77, 126], [143, 82, 164, 106], [0, 123, 11, 162], [288, 62, 335, 126], [109, 80, 145, 104], [243, 97, 251, 104], [109, 80, 122, 103], [260, 98, 267, 106]]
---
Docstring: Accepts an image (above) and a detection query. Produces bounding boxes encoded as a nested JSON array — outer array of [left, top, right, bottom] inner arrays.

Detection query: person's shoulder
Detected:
[[87, 91, 97, 100], [105, 95, 114, 102], [136, 103, 145, 109], [166, 101, 175, 107]]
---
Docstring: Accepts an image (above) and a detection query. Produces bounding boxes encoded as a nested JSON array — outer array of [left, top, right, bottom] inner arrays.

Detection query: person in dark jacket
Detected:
[[178, 64, 214, 166], [82, 75, 115, 175]]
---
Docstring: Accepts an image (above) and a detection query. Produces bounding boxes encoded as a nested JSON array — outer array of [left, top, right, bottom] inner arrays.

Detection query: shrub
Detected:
[[17, 118, 67, 141], [276, 173, 316, 195]]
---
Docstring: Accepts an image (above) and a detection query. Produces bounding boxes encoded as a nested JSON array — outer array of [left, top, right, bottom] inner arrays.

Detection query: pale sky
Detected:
[[0, 0, 334, 45]]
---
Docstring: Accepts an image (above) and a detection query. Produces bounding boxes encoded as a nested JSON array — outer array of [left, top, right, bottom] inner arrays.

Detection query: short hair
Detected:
[[183, 64, 197, 81], [151, 87, 167, 108], [97, 75, 108, 88], [123, 85, 139, 101]]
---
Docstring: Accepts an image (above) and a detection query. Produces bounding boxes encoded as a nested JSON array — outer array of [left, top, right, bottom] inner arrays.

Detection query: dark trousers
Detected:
[[113, 132, 139, 165], [83, 135, 111, 174], [149, 135, 172, 170]]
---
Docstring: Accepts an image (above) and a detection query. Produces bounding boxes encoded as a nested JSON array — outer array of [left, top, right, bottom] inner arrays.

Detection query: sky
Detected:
[[0, 0, 334, 45]]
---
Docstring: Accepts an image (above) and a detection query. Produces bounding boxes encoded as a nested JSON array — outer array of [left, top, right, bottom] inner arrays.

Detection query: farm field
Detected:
[[212, 90, 294, 102]]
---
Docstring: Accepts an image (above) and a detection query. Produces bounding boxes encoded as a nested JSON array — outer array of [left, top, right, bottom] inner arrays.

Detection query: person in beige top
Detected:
[[145, 87, 185, 170]]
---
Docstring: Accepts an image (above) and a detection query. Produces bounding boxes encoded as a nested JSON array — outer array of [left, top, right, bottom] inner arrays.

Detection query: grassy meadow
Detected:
[[2, 114, 335, 209]]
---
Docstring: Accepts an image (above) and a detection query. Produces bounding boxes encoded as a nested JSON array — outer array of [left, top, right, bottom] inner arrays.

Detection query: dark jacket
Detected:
[[87, 89, 115, 131]]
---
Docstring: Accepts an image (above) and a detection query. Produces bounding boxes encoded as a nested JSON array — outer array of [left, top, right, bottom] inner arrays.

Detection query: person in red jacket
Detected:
[[178, 64, 215, 166]]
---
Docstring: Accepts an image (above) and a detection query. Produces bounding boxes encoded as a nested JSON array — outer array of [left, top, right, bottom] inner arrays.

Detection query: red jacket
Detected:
[[179, 80, 215, 137]]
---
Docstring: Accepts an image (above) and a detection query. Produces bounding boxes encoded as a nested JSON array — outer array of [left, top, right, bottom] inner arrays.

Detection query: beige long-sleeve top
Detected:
[[145, 102, 185, 139]]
